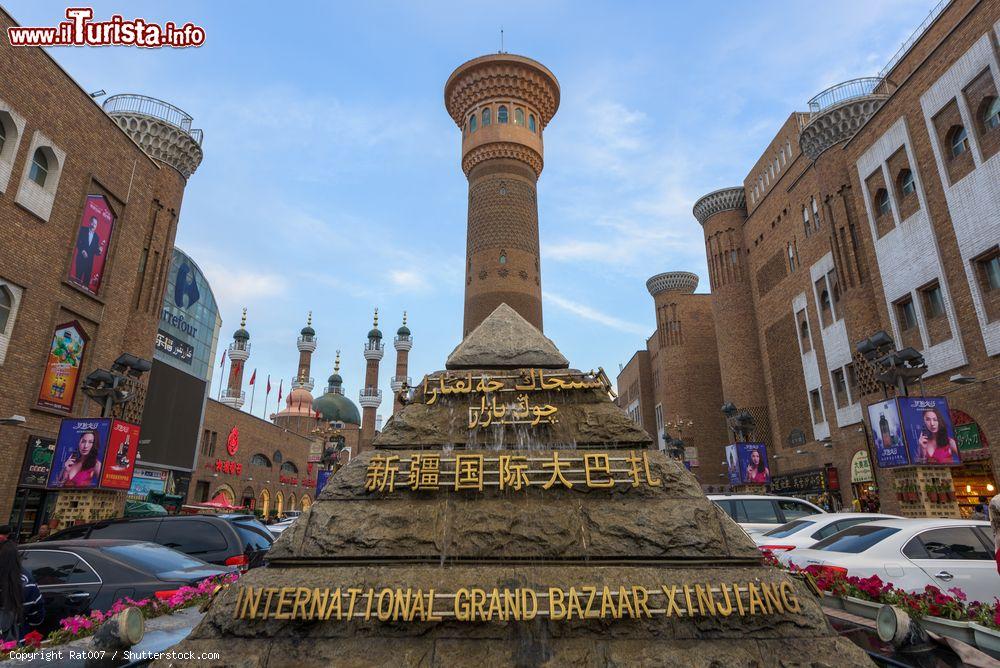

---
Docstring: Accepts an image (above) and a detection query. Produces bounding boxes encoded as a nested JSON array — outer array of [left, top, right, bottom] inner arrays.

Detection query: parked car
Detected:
[[707, 494, 826, 534], [46, 513, 273, 569], [280, 510, 303, 520], [753, 513, 900, 553], [779, 519, 1000, 603], [268, 517, 297, 538], [19, 540, 227, 633]]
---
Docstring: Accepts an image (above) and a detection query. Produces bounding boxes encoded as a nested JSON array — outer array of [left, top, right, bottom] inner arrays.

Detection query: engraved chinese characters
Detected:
[[363, 451, 662, 493]]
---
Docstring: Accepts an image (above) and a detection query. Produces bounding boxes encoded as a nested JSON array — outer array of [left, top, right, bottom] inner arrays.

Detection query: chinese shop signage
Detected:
[[770, 469, 826, 495], [363, 451, 661, 494], [19, 435, 56, 488], [226, 426, 239, 456], [231, 580, 802, 622], [216, 460, 243, 476], [36, 321, 89, 414]]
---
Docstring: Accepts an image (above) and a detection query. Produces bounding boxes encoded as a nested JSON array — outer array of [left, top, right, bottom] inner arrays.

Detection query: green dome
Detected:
[[312, 392, 360, 425], [397, 325, 411, 336], [327, 372, 343, 385], [368, 327, 382, 340], [233, 327, 250, 341], [301, 325, 316, 337]]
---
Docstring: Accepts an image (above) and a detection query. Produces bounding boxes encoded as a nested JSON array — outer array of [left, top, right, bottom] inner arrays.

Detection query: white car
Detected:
[[707, 494, 826, 534], [754, 513, 900, 554], [780, 519, 999, 603], [268, 517, 298, 537]]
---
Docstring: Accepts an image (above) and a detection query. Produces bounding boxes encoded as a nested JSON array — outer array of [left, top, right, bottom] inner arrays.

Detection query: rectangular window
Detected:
[[846, 363, 859, 402], [832, 369, 848, 407], [895, 296, 922, 350], [654, 404, 664, 449], [796, 309, 811, 353], [827, 269, 841, 321], [200, 429, 211, 456], [810, 389, 824, 425], [919, 280, 952, 345], [816, 277, 832, 328], [974, 247, 1000, 322]]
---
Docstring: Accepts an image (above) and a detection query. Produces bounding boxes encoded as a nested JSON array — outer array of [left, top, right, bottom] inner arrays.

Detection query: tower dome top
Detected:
[[367, 308, 382, 340], [313, 351, 360, 424], [444, 53, 560, 128], [300, 311, 315, 337], [233, 307, 250, 341], [397, 311, 410, 337], [692, 187, 746, 225]]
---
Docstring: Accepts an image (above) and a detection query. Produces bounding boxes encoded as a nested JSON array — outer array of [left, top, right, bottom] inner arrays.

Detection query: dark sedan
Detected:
[[19, 540, 228, 633]]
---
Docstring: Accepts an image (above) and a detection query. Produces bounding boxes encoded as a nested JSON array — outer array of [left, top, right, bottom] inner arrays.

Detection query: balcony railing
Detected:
[[878, 0, 948, 80], [807, 78, 891, 114], [392, 376, 412, 387], [360, 388, 382, 399], [221, 389, 245, 402], [103, 94, 203, 145]]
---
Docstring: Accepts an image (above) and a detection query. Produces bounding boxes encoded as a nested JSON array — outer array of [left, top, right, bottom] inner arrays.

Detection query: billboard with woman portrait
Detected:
[[899, 396, 960, 466], [725, 442, 770, 484], [47, 418, 111, 489]]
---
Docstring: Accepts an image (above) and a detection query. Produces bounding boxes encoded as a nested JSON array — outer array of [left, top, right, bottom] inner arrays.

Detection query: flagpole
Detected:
[[249, 373, 257, 414], [218, 358, 226, 400]]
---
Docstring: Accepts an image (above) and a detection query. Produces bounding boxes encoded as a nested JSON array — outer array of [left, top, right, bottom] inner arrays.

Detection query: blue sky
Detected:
[[9, 1, 937, 420]]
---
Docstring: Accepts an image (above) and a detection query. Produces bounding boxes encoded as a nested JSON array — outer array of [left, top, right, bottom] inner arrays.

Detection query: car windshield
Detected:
[[812, 525, 901, 553], [102, 542, 212, 575], [230, 519, 274, 552], [763, 519, 815, 538]]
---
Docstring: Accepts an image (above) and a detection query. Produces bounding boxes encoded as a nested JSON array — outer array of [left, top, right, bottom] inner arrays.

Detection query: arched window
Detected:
[[0, 286, 11, 334], [281, 461, 298, 474], [28, 148, 48, 186], [875, 189, 891, 217], [469, 114, 477, 133], [811, 197, 820, 229], [482, 107, 491, 127], [273, 450, 283, 464], [528, 114, 536, 133], [514, 108, 524, 126], [498, 105, 508, 124], [250, 454, 272, 468], [800, 318, 810, 342], [787, 243, 796, 272], [897, 169, 915, 197], [499, 252, 506, 265], [982, 97, 1000, 131], [802, 206, 811, 236], [948, 125, 969, 158], [820, 289, 831, 312]]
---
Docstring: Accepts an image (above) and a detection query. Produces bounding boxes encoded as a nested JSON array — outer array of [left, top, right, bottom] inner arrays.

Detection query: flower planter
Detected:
[[821, 592, 844, 610], [921, 616, 974, 644], [842, 596, 881, 620], [970, 623, 1000, 658]]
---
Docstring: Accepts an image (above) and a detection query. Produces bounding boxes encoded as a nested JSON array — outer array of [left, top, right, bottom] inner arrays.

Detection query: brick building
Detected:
[[0, 8, 202, 537], [623, 0, 999, 515]]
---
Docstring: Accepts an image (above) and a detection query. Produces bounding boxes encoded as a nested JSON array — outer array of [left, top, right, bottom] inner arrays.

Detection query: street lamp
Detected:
[[721, 403, 755, 442], [81, 354, 152, 417], [855, 331, 926, 397]]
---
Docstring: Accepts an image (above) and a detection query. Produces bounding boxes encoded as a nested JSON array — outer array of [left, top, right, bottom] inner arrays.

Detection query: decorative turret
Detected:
[[293, 311, 317, 391], [359, 309, 383, 454], [799, 78, 893, 160], [692, 187, 746, 226], [312, 351, 361, 425], [391, 311, 413, 415], [103, 94, 204, 179], [221, 308, 250, 409], [646, 272, 699, 297]]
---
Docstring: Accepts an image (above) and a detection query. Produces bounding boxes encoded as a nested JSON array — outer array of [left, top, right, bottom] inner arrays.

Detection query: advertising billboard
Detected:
[[898, 396, 960, 466], [48, 418, 111, 489], [36, 321, 89, 414], [867, 398, 908, 468], [18, 436, 56, 489], [100, 420, 140, 489], [138, 359, 207, 470], [127, 467, 168, 501], [68, 195, 116, 296], [725, 442, 770, 485], [316, 469, 333, 496], [155, 248, 221, 382]]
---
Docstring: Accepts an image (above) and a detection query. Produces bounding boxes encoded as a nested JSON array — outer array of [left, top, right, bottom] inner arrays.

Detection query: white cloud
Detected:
[[545, 291, 647, 335], [195, 261, 288, 307], [388, 269, 431, 293]]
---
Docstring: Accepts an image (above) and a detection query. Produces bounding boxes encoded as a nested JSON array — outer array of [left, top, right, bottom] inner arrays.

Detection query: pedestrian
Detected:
[[19, 569, 43, 641], [24, 526, 49, 544], [0, 525, 23, 642], [991, 494, 1000, 576], [973, 503, 988, 521]]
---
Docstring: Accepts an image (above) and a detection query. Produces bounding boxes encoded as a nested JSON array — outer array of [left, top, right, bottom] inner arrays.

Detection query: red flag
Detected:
[[220, 349, 226, 368], [249, 369, 257, 386], [266, 375, 271, 395], [277, 380, 283, 403]]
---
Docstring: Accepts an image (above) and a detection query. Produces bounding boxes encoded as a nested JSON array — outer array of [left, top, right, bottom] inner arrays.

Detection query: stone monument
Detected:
[[164, 53, 871, 667]]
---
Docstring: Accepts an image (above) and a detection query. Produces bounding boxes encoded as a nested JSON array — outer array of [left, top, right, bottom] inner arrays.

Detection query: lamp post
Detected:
[[663, 416, 694, 465], [81, 354, 152, 418], [855, 331, 926, 397], [721, 403, 756, 442]]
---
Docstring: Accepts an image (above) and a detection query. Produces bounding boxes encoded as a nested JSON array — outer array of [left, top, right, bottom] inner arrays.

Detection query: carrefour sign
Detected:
[[154, 248, 220, 381]]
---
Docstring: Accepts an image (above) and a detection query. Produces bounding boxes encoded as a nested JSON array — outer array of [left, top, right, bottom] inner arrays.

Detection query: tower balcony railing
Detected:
[[228, 341, 251, 353], [220, 389, 245, 402], [103, 94, 204, 145], [297, 335, 317, 351], [292, 376, 315, 389], [364, 339, 384, 352], [807, 77, 892, 115], [359, 387, 382, 408], [391, 375, 412, 388]]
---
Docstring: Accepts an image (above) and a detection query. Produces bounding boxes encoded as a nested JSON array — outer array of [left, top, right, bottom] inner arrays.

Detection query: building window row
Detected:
[[973, 246, 1000, 322], [0, 97, 66, 220], [892, 278, 955, 352], [465, 103, 538, 136], [813, 268, 841, 329], [830, 363, 859, 410]]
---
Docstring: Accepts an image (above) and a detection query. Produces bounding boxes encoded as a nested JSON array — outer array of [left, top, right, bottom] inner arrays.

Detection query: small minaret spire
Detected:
[[358, 308, 384, 453], [391, 310, 413, 415], [294, 310, 317, 391], [222, 307, 251, 409]]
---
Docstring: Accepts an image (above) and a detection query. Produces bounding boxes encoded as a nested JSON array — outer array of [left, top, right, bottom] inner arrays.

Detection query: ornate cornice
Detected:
[[107, 112, 203, 179], [445, 54, 560, 129], [646, 271, 699, 297], [692, 187, 746, 225], [799, 96, 888, 161], [463, 141, 544, 178]]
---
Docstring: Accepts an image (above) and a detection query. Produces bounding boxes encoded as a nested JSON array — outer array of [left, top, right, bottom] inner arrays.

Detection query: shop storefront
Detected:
[[9, 435, 58, 541], [950, 409, 995, 519], [770, 467, 842, 511], [850, 450, 879, 512]]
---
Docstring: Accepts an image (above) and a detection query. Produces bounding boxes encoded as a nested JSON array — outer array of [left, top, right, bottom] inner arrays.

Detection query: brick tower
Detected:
[[444, 54, 560, 336], [273, 312, 318, 434], [220, 307, 250, 409], [358, 308, 384, 453], [389, 312, 412, 415], [294, 311, 317, 391]]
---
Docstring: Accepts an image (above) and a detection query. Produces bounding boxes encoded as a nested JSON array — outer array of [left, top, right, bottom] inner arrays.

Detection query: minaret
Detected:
[[358, 308, 384, 453], [221, 307, 250, 409], [293, 311, 317, 391], [390, 312, 412, 415], [445, 54, 561, 336]]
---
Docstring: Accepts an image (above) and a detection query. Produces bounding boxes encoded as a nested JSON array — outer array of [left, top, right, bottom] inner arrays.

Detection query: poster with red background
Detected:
[[100, 420, 140, 489], [68, 195, 116, 295]]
